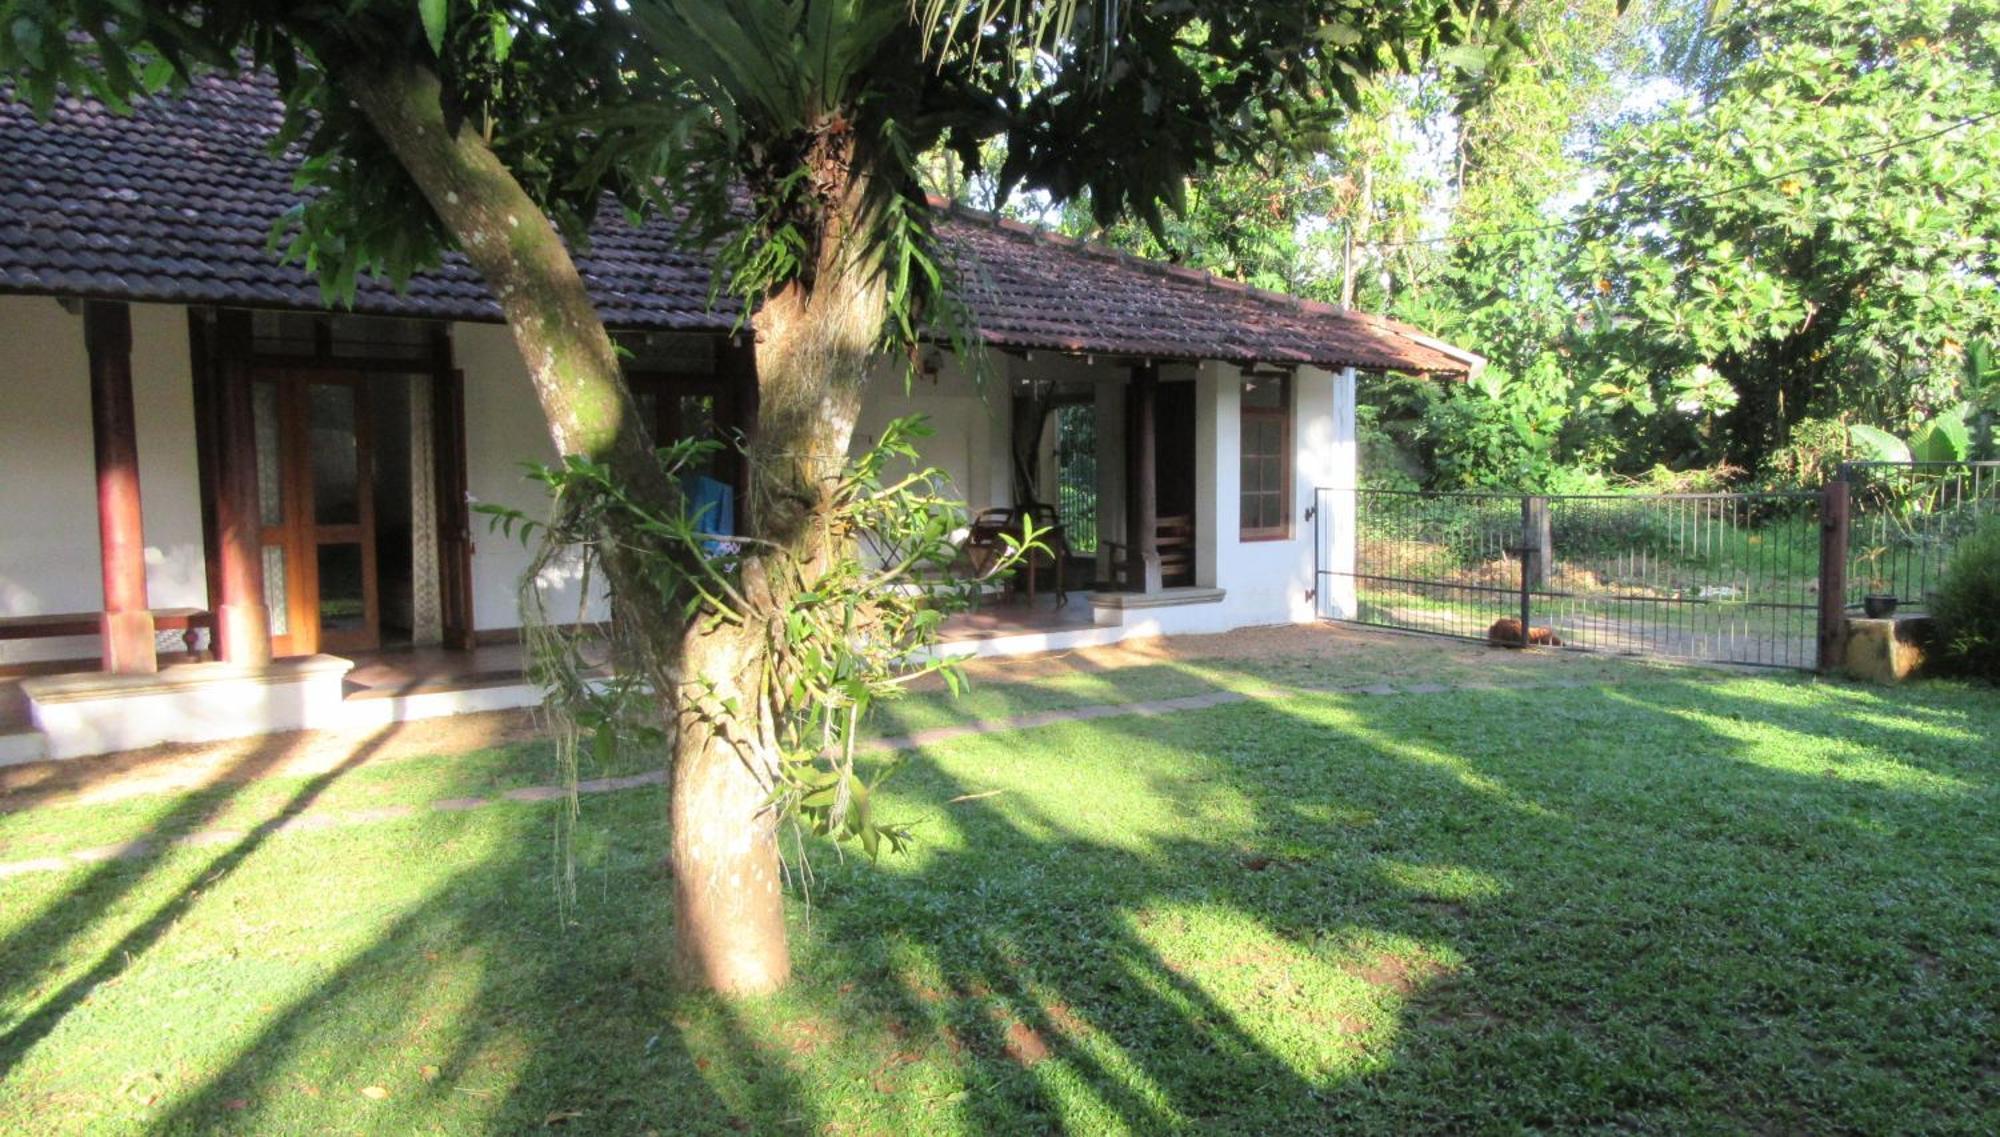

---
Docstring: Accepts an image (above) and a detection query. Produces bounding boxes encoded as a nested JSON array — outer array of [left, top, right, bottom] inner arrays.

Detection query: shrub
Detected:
[[1931, 517, 2000, 679], [1420, 388, 1578, 491], [1761, 416, 1850, 492], [1620, 463, 1746, 495], [1358, 404, 1422, 491]]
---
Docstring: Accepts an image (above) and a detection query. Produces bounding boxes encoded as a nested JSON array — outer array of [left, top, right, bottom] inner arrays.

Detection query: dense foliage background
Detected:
[[950, 0, 2000, 493]]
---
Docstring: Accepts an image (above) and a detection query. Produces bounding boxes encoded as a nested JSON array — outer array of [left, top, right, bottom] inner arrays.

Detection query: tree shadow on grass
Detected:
[[4, 660, 1987, 1133], [139, 780, 772, 1136], [0, 723, 406, 1079], [824, 672, 1999, 1131], [117, 726, 1359, 1134], [156, 670, 2000, 1130], [1620, 676, 2000, 783]]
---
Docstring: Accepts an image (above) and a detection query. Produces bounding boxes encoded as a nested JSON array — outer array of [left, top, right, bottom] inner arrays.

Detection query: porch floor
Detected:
[[3, 604, 1093, 729], [340, 639, 613, 700], [343, 641, 530, 699], [1, 600, 1098, 758], [939, 594, 1097, 642]]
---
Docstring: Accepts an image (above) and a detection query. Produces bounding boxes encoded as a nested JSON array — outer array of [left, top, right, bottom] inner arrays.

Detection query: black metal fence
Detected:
[[1840, 460, 2000, 610], [1316, 487, 1824, 669], [1052, 403, 1099, 553]]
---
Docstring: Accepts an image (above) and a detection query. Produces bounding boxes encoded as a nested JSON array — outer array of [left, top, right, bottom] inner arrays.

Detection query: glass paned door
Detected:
[[253, 372, 379, 656]]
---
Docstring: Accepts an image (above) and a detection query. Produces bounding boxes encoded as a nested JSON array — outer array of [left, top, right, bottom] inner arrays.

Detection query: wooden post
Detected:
[[1817, 478, 1851, 673], [431, 323, 477, 653], [1517, 495, 1534, 647], [85, 300, 157, 674], [1522, 495, 1552, 591], [210, 309, 271, 665], [1128, 362, 1162, 593]]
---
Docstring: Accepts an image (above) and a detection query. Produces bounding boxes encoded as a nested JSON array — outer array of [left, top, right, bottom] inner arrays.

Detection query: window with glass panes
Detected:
[[1239, 373, 1291, 539]]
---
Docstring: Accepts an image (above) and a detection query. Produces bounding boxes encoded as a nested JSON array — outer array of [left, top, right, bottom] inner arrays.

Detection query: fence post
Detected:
[[1817, 478, 1851, 673], [1518, 495, 1536, 645], [1522, 495, 1551, 590]]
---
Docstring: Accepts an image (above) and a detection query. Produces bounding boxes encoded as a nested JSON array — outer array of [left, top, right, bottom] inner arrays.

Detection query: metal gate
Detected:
[[1314, 487, 1826, 670]]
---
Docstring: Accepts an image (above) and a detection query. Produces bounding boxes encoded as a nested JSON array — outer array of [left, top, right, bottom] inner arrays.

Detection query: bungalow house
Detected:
[[0, 70, 1479, 762]]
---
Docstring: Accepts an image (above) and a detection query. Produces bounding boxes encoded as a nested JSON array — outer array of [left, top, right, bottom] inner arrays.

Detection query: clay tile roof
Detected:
[[0, 69, 1477, 375], [935, 202, 1477, 374]]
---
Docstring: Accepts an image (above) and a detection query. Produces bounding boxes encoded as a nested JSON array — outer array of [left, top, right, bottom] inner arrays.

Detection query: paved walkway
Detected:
[[0, 674, 1622, 881]]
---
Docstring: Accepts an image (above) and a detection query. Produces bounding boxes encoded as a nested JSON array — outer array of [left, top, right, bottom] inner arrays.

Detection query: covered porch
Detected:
[[0, 297, 746, 762], [984, 350, 1371, 638]]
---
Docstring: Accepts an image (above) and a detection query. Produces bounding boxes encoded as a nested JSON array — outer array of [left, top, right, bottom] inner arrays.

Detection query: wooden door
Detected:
[[1154, 381, 1197, 519], [252, 371, 380, 656]]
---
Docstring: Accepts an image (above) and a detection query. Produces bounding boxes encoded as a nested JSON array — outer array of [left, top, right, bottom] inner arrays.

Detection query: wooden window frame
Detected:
[[1238, 372, 1293, 542], [627, 369, 745, 489]]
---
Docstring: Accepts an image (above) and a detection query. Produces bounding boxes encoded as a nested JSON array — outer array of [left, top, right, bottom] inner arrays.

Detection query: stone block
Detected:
[[1840, 616, 1936, 685]]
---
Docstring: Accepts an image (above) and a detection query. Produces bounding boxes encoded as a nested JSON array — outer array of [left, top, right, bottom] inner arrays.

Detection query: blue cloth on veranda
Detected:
[[682, 474, 736, 554]]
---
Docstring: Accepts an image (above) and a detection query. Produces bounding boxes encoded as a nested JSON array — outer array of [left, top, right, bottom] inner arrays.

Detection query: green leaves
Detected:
[[419, 0, 448, 57], [1848, 424, 1911, 464], [1909, 408, 1972, 464], [734, 413, 1043, 862], [1572, 0, 2000, 472], [1847, 389, 1979, 466], [9, 14, 43, 69], [506, 411, 1034, 869]]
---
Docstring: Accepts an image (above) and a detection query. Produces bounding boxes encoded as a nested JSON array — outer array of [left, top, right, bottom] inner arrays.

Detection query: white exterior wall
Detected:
[[0, 305, 614, 655], [130, 305, 211, 613], [845, 351, 1361, 636], [0, 297, 208, 664], [1325, 367, 1360, 619], [1194, 363, 1228, 590], [849, 353, 1009, 512], [453, 321, 608, 632], [0, 288, 1366, 674], [1122, 361, 1353, 636]]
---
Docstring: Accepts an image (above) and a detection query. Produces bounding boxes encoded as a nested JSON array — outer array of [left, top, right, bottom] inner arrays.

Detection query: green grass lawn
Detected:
[[0, 652, 1995, 1134]]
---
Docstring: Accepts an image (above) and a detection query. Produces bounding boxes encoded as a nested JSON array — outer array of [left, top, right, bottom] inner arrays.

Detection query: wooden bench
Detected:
[[1104, 514, 1197, 590], [0, 608, 213, 657]]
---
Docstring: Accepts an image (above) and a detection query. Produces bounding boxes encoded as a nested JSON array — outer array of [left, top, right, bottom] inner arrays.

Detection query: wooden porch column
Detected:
[[85, 300, 157, 674], [208, 309, 271, 664], [1126, 362, 1163, 593], [720, 331, 760, 514]]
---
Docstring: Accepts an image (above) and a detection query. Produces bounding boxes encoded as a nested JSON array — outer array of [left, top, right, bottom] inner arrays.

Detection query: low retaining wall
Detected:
[[21, 655, 355, 759]]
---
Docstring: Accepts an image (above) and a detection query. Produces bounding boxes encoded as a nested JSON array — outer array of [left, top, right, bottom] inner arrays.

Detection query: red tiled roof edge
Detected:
[[926, 195, 1481, 377], [0, 64, 1477, 377]]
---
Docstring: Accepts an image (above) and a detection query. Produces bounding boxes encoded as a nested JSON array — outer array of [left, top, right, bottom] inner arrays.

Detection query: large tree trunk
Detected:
[[346, 62, 892, 996], [662, 251, 884, 992], [669, 161, 890, 990], [344, 62, 787, 993], [345, 67, 660, 487], [668, 625, 790, 991]]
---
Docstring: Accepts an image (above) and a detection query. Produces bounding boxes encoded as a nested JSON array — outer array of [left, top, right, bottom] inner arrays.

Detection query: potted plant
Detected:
[[1863, 593, 1899, 619]]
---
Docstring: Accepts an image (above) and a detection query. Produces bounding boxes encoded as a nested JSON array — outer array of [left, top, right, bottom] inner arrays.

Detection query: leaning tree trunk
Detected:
[[345, 66, 662, 489], [346, 62, 892, 995], [344, 62, 777, 993]]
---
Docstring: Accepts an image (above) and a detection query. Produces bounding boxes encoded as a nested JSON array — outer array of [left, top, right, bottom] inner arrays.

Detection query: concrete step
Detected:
[[0, 729, 49, 768]]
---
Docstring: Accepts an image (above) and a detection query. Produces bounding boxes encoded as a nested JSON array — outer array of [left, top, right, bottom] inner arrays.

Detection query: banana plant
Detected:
[[1849, 341, 1999, 464], [1849, 410, 1972, 465]]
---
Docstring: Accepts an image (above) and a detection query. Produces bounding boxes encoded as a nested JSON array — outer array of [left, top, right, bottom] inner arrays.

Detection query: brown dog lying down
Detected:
[[1487, 617, 1563, 647]]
